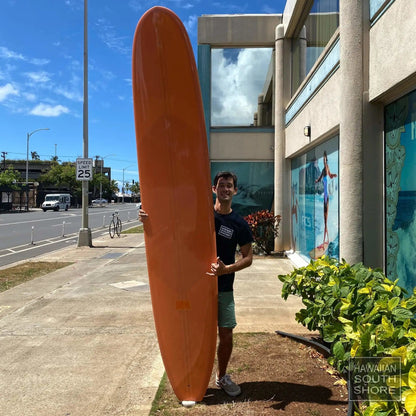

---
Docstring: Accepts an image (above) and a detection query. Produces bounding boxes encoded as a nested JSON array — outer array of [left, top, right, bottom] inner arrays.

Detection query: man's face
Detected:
[[213, 176, 237, 202]]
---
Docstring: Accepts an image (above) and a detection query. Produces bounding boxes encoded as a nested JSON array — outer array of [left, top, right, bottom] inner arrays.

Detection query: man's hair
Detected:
[[213, 171, 238, 188]]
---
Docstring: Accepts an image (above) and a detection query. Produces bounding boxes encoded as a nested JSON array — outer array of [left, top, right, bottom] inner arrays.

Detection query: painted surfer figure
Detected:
[[139, 171, 253, 398], [315, 151, 337, 253]]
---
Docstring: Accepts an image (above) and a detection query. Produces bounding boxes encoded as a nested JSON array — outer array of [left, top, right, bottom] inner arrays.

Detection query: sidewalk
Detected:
[[0, 232, 305, 416]]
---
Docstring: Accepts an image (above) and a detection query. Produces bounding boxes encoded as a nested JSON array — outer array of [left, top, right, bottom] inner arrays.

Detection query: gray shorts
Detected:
[[218, 291, 237, 329]]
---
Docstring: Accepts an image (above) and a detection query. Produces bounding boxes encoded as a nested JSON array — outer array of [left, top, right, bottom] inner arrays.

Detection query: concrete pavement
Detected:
[[0, 230, 306, 416]]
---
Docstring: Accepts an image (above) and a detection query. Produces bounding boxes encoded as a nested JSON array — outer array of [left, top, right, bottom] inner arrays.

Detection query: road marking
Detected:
[[0, 223, 143, 260], [0, 207, 137, 227], [0, 218, 142, 263]]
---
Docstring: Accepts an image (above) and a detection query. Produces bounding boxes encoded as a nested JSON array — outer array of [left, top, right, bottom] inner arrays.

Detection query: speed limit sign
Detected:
[[76, 158, 93, 181]]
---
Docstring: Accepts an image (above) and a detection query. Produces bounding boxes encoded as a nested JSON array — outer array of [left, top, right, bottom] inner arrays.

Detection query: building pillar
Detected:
[[339, 0, 364, 263], [274, 24, 286, 252]]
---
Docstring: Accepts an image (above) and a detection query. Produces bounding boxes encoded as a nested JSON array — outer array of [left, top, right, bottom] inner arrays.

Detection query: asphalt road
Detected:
[[0, 203, 141, 268]]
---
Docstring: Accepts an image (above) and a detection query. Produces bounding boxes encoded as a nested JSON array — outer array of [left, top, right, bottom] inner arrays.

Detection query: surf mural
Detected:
[[385, 90, 416, 293], [291, 136, 339, 262]]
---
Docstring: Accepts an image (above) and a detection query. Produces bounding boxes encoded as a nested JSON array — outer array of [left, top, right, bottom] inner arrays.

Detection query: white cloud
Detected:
[[0, 83, 19, 102], [96, 18, 130, 55], [29, 57, 50, 66], [211, 48, 273, 126], [23, 92, 36, 102], [55, 75, 83, 102], [55, 86, 83, 102], [129, 0, 195, 12], [0, 46, 48, 66], [30, 103, 70, 117], [26, 71, 51, 84], [128, 0, 141, 12], [64, 0, 83, 11], [0, 46, 25, 61], [184, 14, 198, 33]]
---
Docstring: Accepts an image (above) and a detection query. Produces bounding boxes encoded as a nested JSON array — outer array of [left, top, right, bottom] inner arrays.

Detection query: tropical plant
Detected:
[[244, 210, 281, 255], [278, 256, 416, 415], [39, 162, 81, 199], [0, 166, 22, 189]]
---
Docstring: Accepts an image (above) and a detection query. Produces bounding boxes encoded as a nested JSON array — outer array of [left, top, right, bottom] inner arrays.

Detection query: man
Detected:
[[208, 171, 253, 397], [139, 171, 253, 397]]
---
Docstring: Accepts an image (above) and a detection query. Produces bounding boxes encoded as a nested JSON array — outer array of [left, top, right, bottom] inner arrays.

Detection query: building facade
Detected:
[[198, 0, 416, 292]]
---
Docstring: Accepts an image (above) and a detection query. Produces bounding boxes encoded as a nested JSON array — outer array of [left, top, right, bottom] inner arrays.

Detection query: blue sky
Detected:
[[0, 0, 285, 188]]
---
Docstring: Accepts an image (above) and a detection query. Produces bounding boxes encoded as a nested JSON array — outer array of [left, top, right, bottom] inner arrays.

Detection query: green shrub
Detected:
[[278, 256, 416, 415]]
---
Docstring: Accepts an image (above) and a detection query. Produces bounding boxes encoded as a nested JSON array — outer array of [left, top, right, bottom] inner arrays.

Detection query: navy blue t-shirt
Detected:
[[214, 210, 253, 292]]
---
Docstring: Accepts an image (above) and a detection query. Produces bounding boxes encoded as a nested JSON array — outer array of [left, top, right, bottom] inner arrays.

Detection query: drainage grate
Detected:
[[101, 252, 123, 259]]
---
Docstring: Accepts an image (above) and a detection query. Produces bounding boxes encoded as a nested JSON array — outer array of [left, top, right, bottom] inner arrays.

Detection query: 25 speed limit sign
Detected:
[[76, 158, 93, 181]]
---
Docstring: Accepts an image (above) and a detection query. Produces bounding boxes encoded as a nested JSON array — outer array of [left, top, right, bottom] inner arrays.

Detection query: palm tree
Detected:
[[31, 151, 40, 160]]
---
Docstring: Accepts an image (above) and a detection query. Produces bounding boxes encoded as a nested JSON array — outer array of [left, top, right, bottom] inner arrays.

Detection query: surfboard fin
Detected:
[[181, 400, 196, 407]]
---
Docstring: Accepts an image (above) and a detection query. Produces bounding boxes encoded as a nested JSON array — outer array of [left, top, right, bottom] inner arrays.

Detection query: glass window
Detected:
[[211, 161, 274, 217], [291, 0, 339, 94], [211, 48, 274, 127], [385, 90, 416, 293], [291, 136, 339, 262]]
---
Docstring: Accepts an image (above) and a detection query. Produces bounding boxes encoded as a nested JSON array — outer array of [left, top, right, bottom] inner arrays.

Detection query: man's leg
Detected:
[[217, 327, 233, 379]]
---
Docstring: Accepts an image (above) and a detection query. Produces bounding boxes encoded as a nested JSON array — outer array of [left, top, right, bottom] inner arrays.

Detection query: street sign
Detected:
[[76, 158, 93, 181]]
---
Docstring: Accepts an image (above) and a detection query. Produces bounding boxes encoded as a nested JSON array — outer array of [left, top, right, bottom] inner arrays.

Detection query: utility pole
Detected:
[[1, 151, 7, 170], [77, 0, 92, 247]]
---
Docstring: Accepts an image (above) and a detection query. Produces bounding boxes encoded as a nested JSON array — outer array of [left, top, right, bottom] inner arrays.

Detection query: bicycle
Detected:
[[109, 211, 122, 238]]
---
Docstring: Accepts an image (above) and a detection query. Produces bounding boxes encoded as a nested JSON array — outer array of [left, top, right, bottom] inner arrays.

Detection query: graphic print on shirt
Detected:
[[218, 225, 234, 240]]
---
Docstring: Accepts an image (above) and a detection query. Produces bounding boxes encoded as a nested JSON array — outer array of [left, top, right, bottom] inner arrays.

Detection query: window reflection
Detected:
[[211, 48, 274, 127], [291, 0, 339, 94]]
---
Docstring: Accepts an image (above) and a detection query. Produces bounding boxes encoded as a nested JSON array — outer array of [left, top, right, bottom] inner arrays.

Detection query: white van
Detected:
[[42, 194, 71, 212]]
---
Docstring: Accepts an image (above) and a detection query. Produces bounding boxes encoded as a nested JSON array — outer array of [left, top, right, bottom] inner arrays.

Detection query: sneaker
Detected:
[[216, 374, 241, 397]]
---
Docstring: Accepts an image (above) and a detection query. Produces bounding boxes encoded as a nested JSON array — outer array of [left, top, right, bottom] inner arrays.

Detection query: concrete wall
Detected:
[[198, 14, 282, 47], [369, 0, 416, 102], [210, 131, 274, 161], [285, 70, 341, 157]]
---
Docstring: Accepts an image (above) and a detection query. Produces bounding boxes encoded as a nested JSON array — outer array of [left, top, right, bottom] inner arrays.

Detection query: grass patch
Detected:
[[0, 261, 72, 293], [150, 372, 171, 415], [121, 225, 144, 234]]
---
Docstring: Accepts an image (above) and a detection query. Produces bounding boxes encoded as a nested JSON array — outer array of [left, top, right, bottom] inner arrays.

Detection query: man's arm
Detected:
[[209, 243, 253, 276]]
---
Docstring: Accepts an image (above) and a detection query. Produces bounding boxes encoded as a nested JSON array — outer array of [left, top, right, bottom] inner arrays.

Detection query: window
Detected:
[[385, 90, 416, 293], [291, 0, 339, 94], [211, 48, 274, 127], [211, 161, 274, 217]]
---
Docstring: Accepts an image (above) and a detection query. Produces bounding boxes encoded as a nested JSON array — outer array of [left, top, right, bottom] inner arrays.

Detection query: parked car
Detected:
[[91, 198, 108, 206]]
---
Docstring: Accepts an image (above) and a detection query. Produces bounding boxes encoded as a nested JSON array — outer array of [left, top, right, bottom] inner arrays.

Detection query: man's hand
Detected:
[[138, 209, 148, 222], [207, 257, 227, 277]]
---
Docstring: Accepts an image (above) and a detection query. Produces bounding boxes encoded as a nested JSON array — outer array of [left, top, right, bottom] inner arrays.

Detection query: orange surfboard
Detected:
[[132, 7, 217, 403]]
